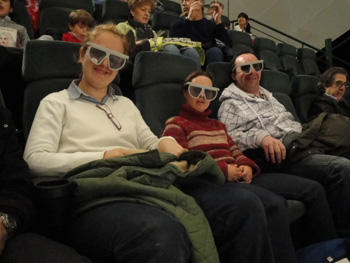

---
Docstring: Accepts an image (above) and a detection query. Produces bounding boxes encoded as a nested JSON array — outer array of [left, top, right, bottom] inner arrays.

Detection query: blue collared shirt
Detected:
[[67, 79, 119, 105]]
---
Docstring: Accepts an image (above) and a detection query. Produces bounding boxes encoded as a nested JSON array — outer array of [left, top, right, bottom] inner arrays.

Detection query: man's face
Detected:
[[232, 53, 262, 95], [182, 0, 196, 14], [325, 73, 348, 100]]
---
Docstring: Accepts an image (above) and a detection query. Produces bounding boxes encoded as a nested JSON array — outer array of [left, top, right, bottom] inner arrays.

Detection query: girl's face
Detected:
[[238, 16, 247, 27], [0, 0, 12, 19], [80, 31, 124, 91], [184, 75, 213, 113], [0, 34, 9, 46], [132, 4, 152, 24]]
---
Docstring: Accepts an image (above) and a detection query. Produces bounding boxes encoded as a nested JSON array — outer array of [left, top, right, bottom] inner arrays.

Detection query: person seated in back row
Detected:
[[116, 0, 202, 67], [0, 0, 30, 48], [170, 0, 232, 67], [234, 12, 253, 38], [62, 9, 96, 44], [308, 66, 350, 119]]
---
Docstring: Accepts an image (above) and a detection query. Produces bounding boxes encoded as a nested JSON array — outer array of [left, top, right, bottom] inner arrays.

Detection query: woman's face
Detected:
[[80, 31, 124, 91], [238, 16, 247, 27], [326, 73, 347, 100], [132, 3, 152, 24], [184, 75, 213, 113]]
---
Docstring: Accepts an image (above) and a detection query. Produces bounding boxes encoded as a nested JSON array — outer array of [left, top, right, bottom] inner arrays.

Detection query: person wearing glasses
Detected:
[[162, 70, 337, 263], [23, 23, 195, 263], [308, 67, 350, 119], [218, 47, 350, 238]]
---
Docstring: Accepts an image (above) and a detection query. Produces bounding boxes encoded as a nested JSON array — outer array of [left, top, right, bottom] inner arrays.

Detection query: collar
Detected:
[[68, 79, 118, 104], [324, 92, 340, 102], [229, 82, 268, 100], [0, 16, 11, 23], [180, 104, 211, 121]]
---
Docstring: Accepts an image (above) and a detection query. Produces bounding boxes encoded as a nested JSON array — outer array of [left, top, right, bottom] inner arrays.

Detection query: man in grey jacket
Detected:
[[218, 47, 350, 238]]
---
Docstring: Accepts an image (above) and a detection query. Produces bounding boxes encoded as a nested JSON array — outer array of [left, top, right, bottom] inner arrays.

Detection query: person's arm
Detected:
[[218, 98, 270, 152], [161, 118, 189, 157], [0, 108, 35, 255]]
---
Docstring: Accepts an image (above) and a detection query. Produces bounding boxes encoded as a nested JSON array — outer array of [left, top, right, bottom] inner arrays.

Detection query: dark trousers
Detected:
[[0, 233, 91, 263], [179, 183, 275, 263], [245, 148, 350, 237], [63, 203, 191, 263]]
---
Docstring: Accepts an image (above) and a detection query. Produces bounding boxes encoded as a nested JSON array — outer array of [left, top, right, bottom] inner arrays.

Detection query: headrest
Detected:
[[22, 40, 82, 82]]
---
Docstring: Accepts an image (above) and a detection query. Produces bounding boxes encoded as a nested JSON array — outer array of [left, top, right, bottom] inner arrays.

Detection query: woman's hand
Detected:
[[158, 138, 188, 158], [103, 148, 145, 159]]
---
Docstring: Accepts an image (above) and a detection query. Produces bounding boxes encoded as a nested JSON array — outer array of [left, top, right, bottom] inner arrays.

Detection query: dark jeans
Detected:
[[245, 149, 350, 237], [0, 233, 91, 263], [246, 173, 336, 260], [204, 47, 224, 68], [179, 183, 274, 263], [63, 203, 191, 263]]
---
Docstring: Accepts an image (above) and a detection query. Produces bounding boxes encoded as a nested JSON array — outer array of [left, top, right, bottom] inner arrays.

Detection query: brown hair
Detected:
[[128, 0, 156, 11], [68, 9, 96, 28], [182, 70, 216, 94], [319, 67, 349, 89], [81, 23, 129, 56]]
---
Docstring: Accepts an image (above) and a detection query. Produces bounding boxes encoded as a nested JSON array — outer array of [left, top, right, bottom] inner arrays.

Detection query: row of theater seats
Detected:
[[7, 40, 306, 225], [229, 30, 322, 78]]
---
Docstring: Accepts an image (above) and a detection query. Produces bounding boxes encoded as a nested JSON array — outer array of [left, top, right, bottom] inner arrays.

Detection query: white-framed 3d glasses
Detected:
[[85, 42, 129, 71], [233, 60, 264, 74], [185, 82, 219, 101]]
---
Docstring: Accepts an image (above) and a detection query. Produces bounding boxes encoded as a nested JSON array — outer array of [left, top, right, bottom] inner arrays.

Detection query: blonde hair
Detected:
[[82, 23, 130, 56], [127, 0, 156, 11]]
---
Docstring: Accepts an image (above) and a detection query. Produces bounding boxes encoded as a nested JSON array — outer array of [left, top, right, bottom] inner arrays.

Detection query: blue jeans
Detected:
[[179, 183, 274, 263], [204, 46, 224, 67], [63, 203, 190, 263], [162, 45, 201, 69], [245, 149, 350, 237]]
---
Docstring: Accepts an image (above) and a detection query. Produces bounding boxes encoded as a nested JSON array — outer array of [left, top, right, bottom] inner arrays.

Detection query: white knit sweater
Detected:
[[24, 88, 169, 177]]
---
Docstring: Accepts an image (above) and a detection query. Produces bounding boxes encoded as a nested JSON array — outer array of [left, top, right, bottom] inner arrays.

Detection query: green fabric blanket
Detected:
[[64, 150, 224, 263]]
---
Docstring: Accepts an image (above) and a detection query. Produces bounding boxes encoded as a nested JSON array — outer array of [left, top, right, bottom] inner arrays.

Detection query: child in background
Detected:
[[0, 0, 30, 48], [62, 9, 95, 43]]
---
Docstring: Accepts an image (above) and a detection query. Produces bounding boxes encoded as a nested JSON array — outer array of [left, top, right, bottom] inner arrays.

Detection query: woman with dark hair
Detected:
[[234, 12, 252, 37], [308, 66, 350, 118]]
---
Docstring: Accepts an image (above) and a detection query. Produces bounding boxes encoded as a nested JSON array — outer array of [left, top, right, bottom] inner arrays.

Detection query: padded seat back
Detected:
[[297, 48, 321, 77], [12, 0, 35, 39], [160, 0, 182, 16], [277, 43, 304, 77], [133, 51, 198, 137], [152, 12, 182, 37], [206, 62, 232, 119], [39, 0, 95, 14], [291, 74, 320, 123], [228, 30, 253, 53], [101, 0, 130, 24], [39, 7, 71, 38], [254, 37, 282, 71]]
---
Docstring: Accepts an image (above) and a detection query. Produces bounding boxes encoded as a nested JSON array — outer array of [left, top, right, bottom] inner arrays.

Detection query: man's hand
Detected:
[[187, 0, 203, 21], [158, 139, 188, 158], [261, 136, 286, 163], [0, 220, 8, 256], [210, 2, 223, 24]]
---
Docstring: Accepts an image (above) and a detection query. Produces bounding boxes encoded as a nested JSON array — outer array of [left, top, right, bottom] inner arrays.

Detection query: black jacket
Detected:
[[308, 93, 350, 119], [0, 107, 35, 234]]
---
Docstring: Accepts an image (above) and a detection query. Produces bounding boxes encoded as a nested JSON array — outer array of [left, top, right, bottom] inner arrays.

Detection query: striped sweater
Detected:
[[162, 104, 260, 179]]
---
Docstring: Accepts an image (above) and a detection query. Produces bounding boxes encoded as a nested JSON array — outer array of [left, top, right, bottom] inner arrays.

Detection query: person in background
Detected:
[[218, 47, 350, 238], [0, 106, 92, 263], [162, 70, 337, 263], [170, 0, 232, 67], [25, 0, 39, 36], [308, 67, 350, 119], [0, 0, 30, 48], [62, 9, 96, 44], [234, 12, 253, 38], [116, 0, 201, 67]]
